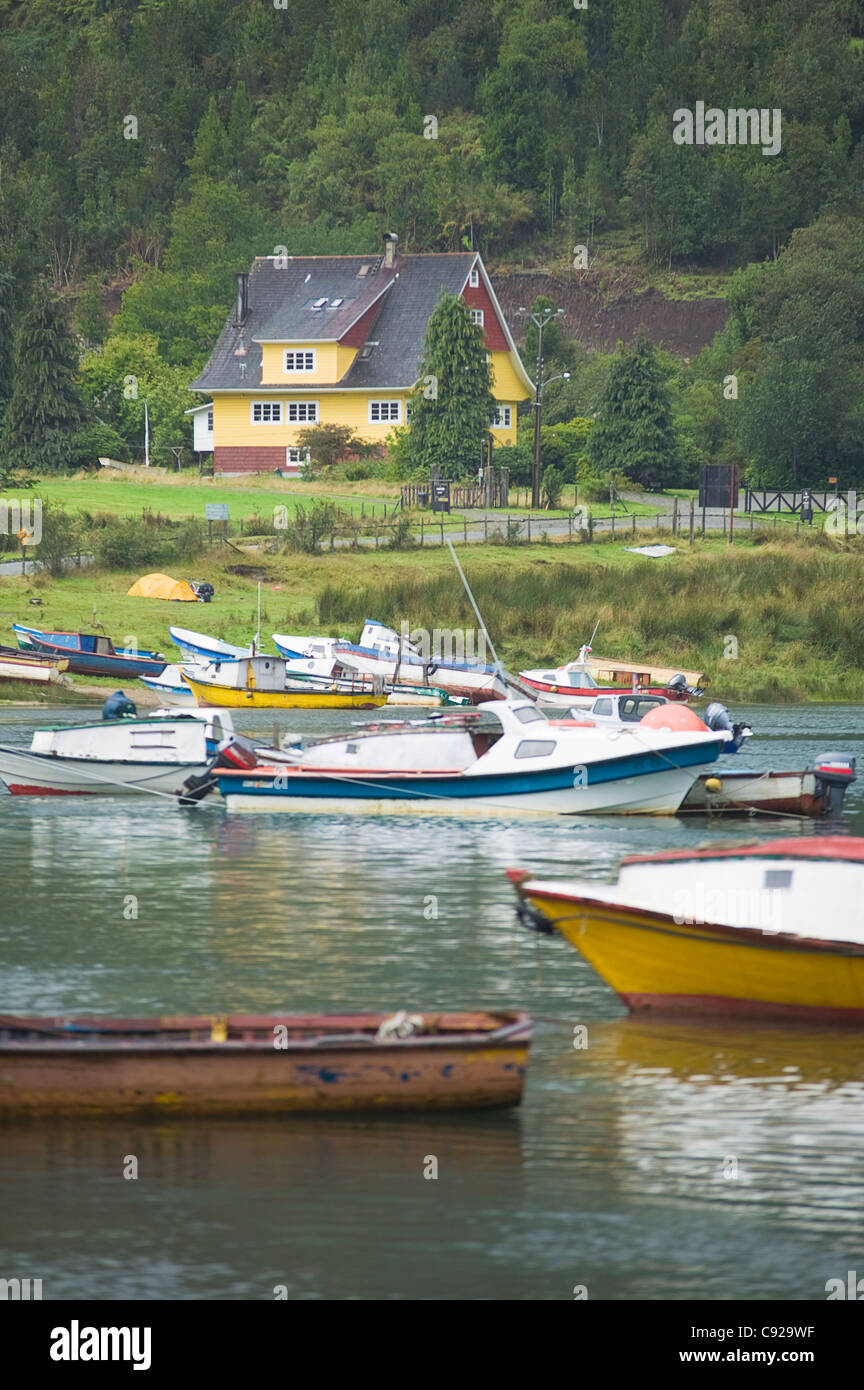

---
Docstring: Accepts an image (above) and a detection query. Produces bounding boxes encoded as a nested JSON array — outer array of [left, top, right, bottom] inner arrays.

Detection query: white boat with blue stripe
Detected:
[[213, 699, 729, 816]]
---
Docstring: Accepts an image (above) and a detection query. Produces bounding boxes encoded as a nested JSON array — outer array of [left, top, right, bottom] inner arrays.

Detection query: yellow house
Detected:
[[189, 234, 533, 474]]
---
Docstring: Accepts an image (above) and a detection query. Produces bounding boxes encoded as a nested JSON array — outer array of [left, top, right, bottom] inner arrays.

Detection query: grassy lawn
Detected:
[[2, 528, 862, 703]]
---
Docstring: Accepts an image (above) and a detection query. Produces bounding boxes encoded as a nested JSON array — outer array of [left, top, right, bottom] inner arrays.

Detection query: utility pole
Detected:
[[518, 305, 566, 509]]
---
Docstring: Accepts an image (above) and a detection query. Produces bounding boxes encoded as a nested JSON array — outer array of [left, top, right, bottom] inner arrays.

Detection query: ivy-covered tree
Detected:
[[588, 335, 681, 490], [404, 291, 495, 480], [2, 281, 86, 473]]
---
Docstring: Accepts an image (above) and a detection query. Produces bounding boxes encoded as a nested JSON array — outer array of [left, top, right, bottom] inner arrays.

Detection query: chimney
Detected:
[[235, 271, 249, 326], [383, 232, 398, 269]]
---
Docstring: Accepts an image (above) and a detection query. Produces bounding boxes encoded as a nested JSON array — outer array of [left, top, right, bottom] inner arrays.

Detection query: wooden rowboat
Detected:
[[0, 1010, 532, 1114], [0, 645, 69, 684]]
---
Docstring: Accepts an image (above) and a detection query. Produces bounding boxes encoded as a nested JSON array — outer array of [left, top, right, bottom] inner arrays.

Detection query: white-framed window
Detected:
[[284, 349, 315, 372], [493, 405, 512, 428], [287, 401, 318, 422], [369, 400, 401, 423], [286, 448, 311, 465], [469, 267, 480, 288], [405, 400, 413, 420], [251, 401, 282, 424], [206, 410, 213, 431], [471, 308, 484, 327]]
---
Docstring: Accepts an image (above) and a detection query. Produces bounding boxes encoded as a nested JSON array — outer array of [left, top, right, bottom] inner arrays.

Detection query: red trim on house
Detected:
[[339, 297, 389, 348], [461, 281, 508, 350]]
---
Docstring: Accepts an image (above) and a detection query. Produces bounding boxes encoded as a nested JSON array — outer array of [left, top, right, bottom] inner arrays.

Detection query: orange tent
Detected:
[[127, 573, 198, 601]]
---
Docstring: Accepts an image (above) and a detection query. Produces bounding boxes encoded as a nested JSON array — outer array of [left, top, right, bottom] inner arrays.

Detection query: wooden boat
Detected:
[[0, 645, 69, 685], [0, 710, 253, 796], [169, 625, 250, 663], [14, 624, 167, 678], [0, 1010, 532, 1114], [680, 755, 856, 816], [508, 837, 864, 1023], [182, 655, 388, 710], [210, 698, 730, 816]]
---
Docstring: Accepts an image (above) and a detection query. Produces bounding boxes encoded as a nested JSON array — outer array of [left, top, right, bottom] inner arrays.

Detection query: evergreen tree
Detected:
[[588, 335, 680, 490], [2, 280, 85, 473], [405, 292, 495, 480]]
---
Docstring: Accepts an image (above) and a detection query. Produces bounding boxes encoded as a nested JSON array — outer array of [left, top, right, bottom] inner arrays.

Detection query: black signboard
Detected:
[[432, 482, 451, 513]]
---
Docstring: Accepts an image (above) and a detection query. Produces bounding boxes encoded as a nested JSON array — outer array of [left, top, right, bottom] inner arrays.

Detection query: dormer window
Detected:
[[284, 350, 315, 372], [471, 309, 484, 327], [469, 267, 480, 288]]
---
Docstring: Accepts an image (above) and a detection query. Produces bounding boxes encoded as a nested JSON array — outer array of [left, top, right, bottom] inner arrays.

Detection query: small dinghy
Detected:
[[680, 755, 856, 816], [0, 1010, 532, 1114], [509, 837, 864, 1023], [0, 645, 69, 685]]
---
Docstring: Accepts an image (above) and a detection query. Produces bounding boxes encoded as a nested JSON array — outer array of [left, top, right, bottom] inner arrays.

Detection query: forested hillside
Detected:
[[1, 0, 863, 486]]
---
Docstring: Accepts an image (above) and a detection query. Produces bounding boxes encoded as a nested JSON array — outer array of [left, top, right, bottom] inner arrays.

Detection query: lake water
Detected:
[[1, 702, 862, 1300]]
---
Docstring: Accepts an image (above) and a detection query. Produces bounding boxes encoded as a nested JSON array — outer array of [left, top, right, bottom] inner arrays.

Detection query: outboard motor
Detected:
[[178, 734, 258, 806], [102, 690, 137, 721], [811, 754, 857, 816], [666, 673, 688, 700], [704, 701, 753, 754], [666, 673, 705, 701], [189, 580, 214, 603]]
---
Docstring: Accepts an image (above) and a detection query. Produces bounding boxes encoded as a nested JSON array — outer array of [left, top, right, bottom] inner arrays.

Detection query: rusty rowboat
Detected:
[[0, 1010, 532, 1115]]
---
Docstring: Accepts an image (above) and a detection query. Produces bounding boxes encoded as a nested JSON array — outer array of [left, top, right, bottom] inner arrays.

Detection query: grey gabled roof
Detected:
[[190, 253, 477, 393]]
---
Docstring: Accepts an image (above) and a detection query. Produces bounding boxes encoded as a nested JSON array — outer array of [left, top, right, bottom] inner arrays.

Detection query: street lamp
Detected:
[[517, 306, 566, 508]]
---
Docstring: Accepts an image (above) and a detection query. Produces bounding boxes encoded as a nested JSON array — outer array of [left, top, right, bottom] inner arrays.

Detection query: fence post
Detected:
[[440, 522, 444, 546], [330, 532, 335, 550], [420, 519, 424, 546], [632, 514, 637, 538], [568, 515, 572, 541], [527, 516, 531, 543], [375, 529, 379, 549], [611, 512, 615, 537], [672, 498, 678, 535], [484, 517, 488, 542], [689, 498, 694, 545], [463, 516, 467, 542]]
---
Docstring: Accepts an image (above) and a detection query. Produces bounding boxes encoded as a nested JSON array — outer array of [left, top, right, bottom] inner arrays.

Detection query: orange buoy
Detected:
[[639, 703, 708, 733]]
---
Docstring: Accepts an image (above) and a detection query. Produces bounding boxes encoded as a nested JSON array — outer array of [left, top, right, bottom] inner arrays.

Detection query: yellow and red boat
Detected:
[[508, 837, 864, 1024]]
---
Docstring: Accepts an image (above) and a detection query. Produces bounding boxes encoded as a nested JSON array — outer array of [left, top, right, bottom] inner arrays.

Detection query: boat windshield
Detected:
[[512, 705, 548, 725]]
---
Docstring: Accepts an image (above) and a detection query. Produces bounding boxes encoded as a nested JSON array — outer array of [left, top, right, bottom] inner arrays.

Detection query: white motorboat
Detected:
[[335, 621, 508, 702], [0, 710, 248, 796], [210, 698, 730, 816]]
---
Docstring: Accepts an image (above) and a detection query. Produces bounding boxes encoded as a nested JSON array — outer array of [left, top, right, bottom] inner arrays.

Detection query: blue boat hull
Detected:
[[216, 740, 725, 816]]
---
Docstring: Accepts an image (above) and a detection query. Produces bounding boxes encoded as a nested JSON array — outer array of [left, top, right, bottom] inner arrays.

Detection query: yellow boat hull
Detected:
[[183, 677, 386, 710], [523, 889, 864, 1023]]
